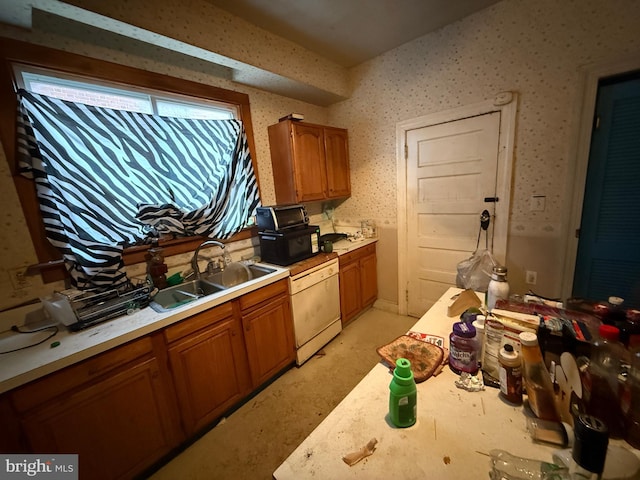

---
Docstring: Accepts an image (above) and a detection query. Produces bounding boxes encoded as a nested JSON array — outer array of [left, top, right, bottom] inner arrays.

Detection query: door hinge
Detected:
[[404, 143, 408, 160], [575, 228, 580, 238], [406, 290, 409, 302]]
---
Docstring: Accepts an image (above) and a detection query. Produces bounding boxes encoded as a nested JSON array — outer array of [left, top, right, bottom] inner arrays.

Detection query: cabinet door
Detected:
[[242, 295, 294, 387], [360, 253, 378, 308], [339, 260, 362, 326], [22, 358, 179, 480], [168, 316, 250, 435], [291, 123, 327, 202], [0, 394, 24, 452], [324, 127, 351, 198]]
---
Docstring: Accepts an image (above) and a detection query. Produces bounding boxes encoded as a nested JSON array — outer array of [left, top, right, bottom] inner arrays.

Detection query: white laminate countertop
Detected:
[[0, 265, 290, 394], [274, 287, 640, 480], [332, 237, 377, 255]]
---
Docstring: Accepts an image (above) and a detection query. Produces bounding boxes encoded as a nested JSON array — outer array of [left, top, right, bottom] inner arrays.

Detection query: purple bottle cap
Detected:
[[453, 321, 476, 338]]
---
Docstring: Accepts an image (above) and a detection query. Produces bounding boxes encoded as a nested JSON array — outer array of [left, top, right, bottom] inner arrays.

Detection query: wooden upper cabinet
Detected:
[[268, 120, 351, 204], [324, 127, 351, 198]]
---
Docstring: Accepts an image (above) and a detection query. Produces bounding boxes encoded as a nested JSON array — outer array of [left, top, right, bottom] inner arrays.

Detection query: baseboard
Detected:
[[373, 298, 398, 314]]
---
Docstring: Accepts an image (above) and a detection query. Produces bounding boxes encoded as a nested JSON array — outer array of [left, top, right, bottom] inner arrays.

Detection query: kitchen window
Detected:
[[0, 38, 261, 287], [17, 66, 238, 120]]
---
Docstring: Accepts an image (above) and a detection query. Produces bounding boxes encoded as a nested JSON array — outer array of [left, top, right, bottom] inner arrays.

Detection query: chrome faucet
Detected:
[[191, 240, 225, 280]]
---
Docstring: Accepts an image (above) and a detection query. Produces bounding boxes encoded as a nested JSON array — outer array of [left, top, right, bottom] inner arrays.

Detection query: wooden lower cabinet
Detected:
[[240, 279, 295, 388], [4, 280, 295, 479], [165, 303, 251, 436], [339, 243, 378, 326], [11, 334, 182, 480]]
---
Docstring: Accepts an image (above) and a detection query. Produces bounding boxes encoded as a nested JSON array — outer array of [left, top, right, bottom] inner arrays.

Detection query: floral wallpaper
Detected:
[[1, 0, 640, 311]]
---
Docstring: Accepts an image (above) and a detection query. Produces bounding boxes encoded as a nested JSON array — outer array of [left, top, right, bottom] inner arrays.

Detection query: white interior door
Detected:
[[405, 112, 501, 316]]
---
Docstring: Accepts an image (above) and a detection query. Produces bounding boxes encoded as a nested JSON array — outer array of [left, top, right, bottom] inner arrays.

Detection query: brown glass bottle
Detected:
[[519, 332, 560, 421]]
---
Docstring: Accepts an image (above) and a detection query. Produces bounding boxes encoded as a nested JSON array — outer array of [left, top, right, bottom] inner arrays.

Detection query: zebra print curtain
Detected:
[[16, 89, 260, 290]]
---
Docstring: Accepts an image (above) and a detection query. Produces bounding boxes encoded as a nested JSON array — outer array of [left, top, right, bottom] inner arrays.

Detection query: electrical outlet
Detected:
[[525, 270, 537, 285], [9, 267, 32, 290]]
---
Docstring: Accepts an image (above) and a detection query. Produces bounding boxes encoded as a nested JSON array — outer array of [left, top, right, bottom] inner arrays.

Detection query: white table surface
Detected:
[[274, 287, 639, 479]]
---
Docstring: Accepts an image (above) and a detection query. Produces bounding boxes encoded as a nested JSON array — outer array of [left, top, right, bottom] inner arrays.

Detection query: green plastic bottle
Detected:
[[389, 357, 417, 427]]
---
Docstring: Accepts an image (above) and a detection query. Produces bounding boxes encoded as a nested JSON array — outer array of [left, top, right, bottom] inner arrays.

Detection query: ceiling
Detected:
[[206, 0, 502, 67]]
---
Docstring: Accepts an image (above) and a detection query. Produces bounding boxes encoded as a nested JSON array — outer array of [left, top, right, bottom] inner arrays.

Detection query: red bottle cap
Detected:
[[598, 324, 620, 342]]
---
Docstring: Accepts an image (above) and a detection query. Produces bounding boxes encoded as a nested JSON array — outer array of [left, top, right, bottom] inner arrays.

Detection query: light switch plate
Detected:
[[530, 195, 545, 212]]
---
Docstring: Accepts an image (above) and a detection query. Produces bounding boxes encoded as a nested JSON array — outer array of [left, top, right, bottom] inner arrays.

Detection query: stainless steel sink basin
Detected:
[[203, 263, 277, 288], [247, 264, 276, 279], [149, 264, 279, 313], [150, 280, 225, 312]]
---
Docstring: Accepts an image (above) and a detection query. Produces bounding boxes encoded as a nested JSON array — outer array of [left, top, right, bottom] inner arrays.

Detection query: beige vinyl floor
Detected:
[[147, 308, 417, 480]]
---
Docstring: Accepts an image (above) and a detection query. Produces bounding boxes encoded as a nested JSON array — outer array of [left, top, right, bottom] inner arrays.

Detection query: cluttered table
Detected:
[[273, 287, 639, 479]]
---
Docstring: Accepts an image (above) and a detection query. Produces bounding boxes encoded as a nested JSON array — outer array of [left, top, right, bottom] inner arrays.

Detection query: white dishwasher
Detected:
[[289, 258, 341, 365]]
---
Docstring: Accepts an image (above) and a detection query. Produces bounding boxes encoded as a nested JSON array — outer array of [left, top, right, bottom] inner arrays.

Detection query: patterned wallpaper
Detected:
[[332, 0, 640, 232], [329, 0, 640, 300], [1, 0, 639, 310]]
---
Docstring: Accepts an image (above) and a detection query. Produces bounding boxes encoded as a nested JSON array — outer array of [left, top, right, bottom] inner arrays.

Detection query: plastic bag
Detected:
[[455, 249, 497, 292]]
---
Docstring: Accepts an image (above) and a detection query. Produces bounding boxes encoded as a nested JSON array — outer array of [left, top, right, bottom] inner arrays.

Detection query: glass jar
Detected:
[[360, 219, 377, 238]]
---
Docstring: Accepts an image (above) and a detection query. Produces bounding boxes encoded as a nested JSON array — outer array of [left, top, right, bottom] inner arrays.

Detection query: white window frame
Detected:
[[14, 64, 239, 119]]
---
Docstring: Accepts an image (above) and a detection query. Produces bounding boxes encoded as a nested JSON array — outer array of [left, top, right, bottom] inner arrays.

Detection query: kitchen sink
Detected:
[[150, 279, 226, 312], [247, 264, 276, 279], [203, 263, 277, 288], [149, 264, 279, 313]]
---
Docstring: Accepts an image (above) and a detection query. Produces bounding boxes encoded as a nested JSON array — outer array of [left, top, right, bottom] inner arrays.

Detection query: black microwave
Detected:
[[259, 225, 320, 266], [256, 204, 309, 232]]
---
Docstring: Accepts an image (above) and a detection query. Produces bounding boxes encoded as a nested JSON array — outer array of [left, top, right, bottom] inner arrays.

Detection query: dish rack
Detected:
[[43, 282, 152, 331]]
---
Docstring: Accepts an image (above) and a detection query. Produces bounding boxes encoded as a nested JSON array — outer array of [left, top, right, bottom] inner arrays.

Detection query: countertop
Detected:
[[0, 239, 378, 395], [0, 264, 290, 395], [331, 237, 377, 255], [274, 287, 639, 479]]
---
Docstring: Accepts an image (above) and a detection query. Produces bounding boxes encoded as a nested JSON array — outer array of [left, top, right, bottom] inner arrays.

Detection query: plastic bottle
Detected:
[[489, 449, 569, 480], [449, 321, 479, 375], [499, 343, 523, 405], [569, 414, 609, 479], [584, 325, 628, 438], [487, 265, 510, 312], [626, 347, 640, 448], [519, 331, 561, 422], [389, 358, 417, 428], [473, 315, 486, 367]]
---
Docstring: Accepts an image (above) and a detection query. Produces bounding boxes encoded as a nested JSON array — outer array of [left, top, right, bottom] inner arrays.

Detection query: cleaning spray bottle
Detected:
[[389, 358, 417, 427]]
